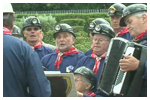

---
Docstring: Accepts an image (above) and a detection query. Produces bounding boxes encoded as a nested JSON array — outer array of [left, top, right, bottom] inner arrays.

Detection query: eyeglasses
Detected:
[[75, 79, 85, 83], [93, 38, 109, 42], [25, 27, 40, 31]]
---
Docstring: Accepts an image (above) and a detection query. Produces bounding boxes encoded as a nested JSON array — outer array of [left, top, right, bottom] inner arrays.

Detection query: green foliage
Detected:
[[75, 36, 92, 52], [60, 19, 85, 26], [72, 26, 84, 33], [14, 18, 24, 30], [12, 3, 140, 12], [38, 14, 57, 33], [53, 13, 108, 23], [12, 3, 115, 11], [43, 30, 55, 45], [75, 31, 88, 40]]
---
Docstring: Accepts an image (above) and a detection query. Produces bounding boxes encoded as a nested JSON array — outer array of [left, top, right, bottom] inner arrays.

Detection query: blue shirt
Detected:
[[84, 49, 92, 56], [117, 32, 133, 41], [3, 34, 51, 97], [75, 56, 105, 82], [41, 51, 85, 73], [34, 45, 55, 60]]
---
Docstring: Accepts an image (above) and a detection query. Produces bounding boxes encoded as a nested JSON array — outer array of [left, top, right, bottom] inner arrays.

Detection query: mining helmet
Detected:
[[22, 16, 42, 30], [54, 23, 76, 39], [92, 24, 115, 39], [120, 4, 147, 26], [12, 25, 22, 37], [108, 3, 126, 16], [89, 18, 110, 30], [3, 3, 14, 13], [74, 66, 97, 90]]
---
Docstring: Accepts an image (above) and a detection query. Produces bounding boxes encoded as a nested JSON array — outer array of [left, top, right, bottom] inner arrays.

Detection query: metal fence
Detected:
[[15, 9, 108, 14]]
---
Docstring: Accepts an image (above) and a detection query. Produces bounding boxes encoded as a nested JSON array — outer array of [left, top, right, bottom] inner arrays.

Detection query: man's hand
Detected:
[[119, 55, 140, 72]]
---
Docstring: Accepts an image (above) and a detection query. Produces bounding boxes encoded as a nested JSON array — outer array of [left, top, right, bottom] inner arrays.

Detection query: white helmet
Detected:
[[3, 3, 14, 13]]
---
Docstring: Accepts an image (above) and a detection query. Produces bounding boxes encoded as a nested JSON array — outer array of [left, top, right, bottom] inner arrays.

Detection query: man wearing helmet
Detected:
[[119, 3, 147, 97], [74, 66, 98, 97], [3, 3, 51, 97], [108, 3, 132, 40], [75, 24, 115, 96], [22, 16, 54, 60], [88, 18, 110, 40], [41, 23, 85, 73], [84, 18, 110, 56]]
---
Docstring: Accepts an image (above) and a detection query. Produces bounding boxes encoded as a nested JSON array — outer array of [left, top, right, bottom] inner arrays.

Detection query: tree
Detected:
[[12, 3, 146, 11]]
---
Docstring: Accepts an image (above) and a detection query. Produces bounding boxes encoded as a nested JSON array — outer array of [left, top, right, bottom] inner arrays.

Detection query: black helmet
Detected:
[[74, 66, 97, 90], [22, 16, 42, 30], [54, 23, 76, 39], [12, 25, 22, 37], [92, 24, 115, 39], [120, 4, 147, 26], [108, 3, 126, 16], [89, 18, 110, 30]]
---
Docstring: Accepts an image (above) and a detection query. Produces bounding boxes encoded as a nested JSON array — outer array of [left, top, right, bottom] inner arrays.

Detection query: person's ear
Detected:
[[85, 84, 92, 90], [40, 31, 43, 39], [24, 32, 27, 37], [142, 14, 147, 24], [72, 37, 76, 45]]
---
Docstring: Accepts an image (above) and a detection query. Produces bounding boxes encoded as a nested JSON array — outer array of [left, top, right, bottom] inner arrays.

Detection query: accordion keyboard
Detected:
[[115, 71, 126, 85], [113, 47, 135, 95]]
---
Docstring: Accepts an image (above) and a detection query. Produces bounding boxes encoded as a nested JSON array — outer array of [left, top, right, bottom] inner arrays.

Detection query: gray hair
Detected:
[[3, 13, 15, 29], [133, 11, 147, 18], [125, 11, 147, 23]]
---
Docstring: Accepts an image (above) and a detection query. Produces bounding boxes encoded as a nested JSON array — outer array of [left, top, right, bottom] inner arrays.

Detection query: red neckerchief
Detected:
[[3, 27, 12, 35], [91, 52, 107, 74], [116, 27, 129, 37], [34, 44, 42, 49], [25, 39, 42, 50], [87, 91, 96, 97], [134, 30, 147, 40], [55, 46, 79, 70]]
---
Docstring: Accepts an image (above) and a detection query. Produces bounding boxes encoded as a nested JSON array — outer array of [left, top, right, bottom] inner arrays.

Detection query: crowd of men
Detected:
[[3, 3, 147, 97]]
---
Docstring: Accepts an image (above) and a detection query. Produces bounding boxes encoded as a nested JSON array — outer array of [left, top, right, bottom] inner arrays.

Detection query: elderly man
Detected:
[[108, 3, 132, 40], [3, 3, 51, 97], [74, 66, 98, 97], [22, 16, 54, 59], [41, 23, 85, 73], [84, 18, 110, 56], [119, 3, 147, 97]]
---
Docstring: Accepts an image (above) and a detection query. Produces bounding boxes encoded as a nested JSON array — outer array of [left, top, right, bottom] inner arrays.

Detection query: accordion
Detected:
[[97, 37, 147, 96]]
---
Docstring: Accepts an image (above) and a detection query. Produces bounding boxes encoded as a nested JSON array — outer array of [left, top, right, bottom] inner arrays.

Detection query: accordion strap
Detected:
[[134, 36, 147, 43]]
